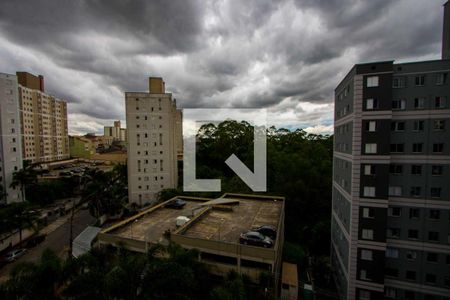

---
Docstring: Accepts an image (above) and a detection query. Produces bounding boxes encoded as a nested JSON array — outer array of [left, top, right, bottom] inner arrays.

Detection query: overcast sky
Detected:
[[0, 0, 445, 135]]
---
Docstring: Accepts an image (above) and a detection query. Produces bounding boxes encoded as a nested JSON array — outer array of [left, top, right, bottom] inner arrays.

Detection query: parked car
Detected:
[[59, 171, 73, 177], [239, 231, 274, 248], [5, 249, 27, 262], [253, 225, 277, 240], [164, 199, 186, 209], [25, 234, 46, 248]]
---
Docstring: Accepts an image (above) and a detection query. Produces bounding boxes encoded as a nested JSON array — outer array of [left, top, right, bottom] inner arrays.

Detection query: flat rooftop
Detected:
[[110, 198, 206, 243], [103, 194, 284, 245], [181, 196, 282, 243]]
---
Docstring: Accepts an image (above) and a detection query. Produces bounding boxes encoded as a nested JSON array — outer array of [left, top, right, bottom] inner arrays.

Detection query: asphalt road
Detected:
[[0, 209, 96, 280]]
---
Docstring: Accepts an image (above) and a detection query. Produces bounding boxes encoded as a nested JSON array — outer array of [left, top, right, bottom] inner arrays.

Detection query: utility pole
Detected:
[[68, 197, 75, 260]]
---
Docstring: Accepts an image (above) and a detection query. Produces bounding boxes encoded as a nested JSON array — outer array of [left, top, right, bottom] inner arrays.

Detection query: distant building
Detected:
[[104, 120, 126, 142], [69, 136, 95, 159], [17, 72, 69, 163], [125, 77, 182, 205], [0, 73, 23, 203], [331, 7, 450, 299]]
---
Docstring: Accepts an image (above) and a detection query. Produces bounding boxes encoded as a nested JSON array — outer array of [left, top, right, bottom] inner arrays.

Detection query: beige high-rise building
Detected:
[[104, 120, 127, 142], [17, 72, 69, 163], [125, 77, 182, 205]]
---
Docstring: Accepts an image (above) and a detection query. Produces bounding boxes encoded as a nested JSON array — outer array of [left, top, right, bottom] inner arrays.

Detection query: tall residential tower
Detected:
[[0, 73, 23, 203], [17, 72, 69, 163], [125, 77, 182, 205], [331, 4, 450, 299]]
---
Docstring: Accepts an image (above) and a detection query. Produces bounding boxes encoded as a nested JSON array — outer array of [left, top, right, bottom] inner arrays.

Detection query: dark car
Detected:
[[239, 231, 274, 248], [25, 234, 46, 248], [164, 199, 186, 209], [253, 225, 277, 240]]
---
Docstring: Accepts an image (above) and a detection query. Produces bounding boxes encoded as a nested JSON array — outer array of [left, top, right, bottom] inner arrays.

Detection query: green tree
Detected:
[[10, 161, 44, 202], [0, 249, 63, 300], [0, 202, 38, 246], [82, 163, 128, 218]]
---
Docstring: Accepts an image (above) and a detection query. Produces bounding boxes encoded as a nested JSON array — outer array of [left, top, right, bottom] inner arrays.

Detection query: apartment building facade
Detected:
[[17, 72, 69, 163], [332, 59, 450, 300], [0, 73, 23, 203], [104, 120, 126, 142], [125, 77, 182, 205]]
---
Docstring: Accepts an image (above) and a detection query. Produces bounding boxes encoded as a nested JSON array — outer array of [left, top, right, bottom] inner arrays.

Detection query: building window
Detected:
[[388, 228, 401, 239], [363, 186, 375, 197], [392, 99, 406, 110], [362, 207, 374, 218], [408, 229, 419, 239], [429, 210, 440, 220], [434, 120, 445, 130], [426, 252, 438, 262], [391, 121, 405, 131], [360, 269, 370, 281], [366, 121, 376, 132], [428, 231, 439, 242], [414, 98, 425, 109], [436, 73, 447, 85], [410, 186, 421, 197], [411, 165, 422, 175], [413, 120, 424, 131], [425, 274, 436, 284], [393, 77, 405, 88], [388, 186, 402, 197], [385, 287, 397, 298], [364, 165, 376, 175], [430, 187, 441, 198], [388, 207, 402, 216], [367, 76, 379, 87], [386, 247, 399, 258], [389, 164, 403, 174], [415, 75, 425, 86], [361, 250, 373, 261], [365, 143, 377, 154], [431, 165, 443, 176], [412, 143, 423, 153], [390, 143, 404, 153], [406, 270, 416, 281], [409, 208, 420, 219], [365, 98, 377, 109], [362, 229, 374, 240], [359, 290, 370, 300], [406, 250, 417, 260], [435, 96, 446, 108], [432, 143, 444, 153]]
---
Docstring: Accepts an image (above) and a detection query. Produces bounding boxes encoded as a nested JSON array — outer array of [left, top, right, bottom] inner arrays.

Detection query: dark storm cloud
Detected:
[[0, 0, 445, 134]]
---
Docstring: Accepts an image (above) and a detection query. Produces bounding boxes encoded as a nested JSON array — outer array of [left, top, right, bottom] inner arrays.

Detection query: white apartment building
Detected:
[[126, 77, 182, 205], [0, 73, 23, 203]]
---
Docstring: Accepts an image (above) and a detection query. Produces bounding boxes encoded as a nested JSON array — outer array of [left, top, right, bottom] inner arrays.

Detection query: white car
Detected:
[[5, 249, 27, 262]]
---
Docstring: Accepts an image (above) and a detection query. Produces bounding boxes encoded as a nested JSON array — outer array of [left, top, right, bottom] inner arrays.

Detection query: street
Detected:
[[0, 209, 96, 281]]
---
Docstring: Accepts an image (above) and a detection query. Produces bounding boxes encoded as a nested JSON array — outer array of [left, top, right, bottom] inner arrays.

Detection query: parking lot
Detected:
[[40, 160, 114, 179]]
